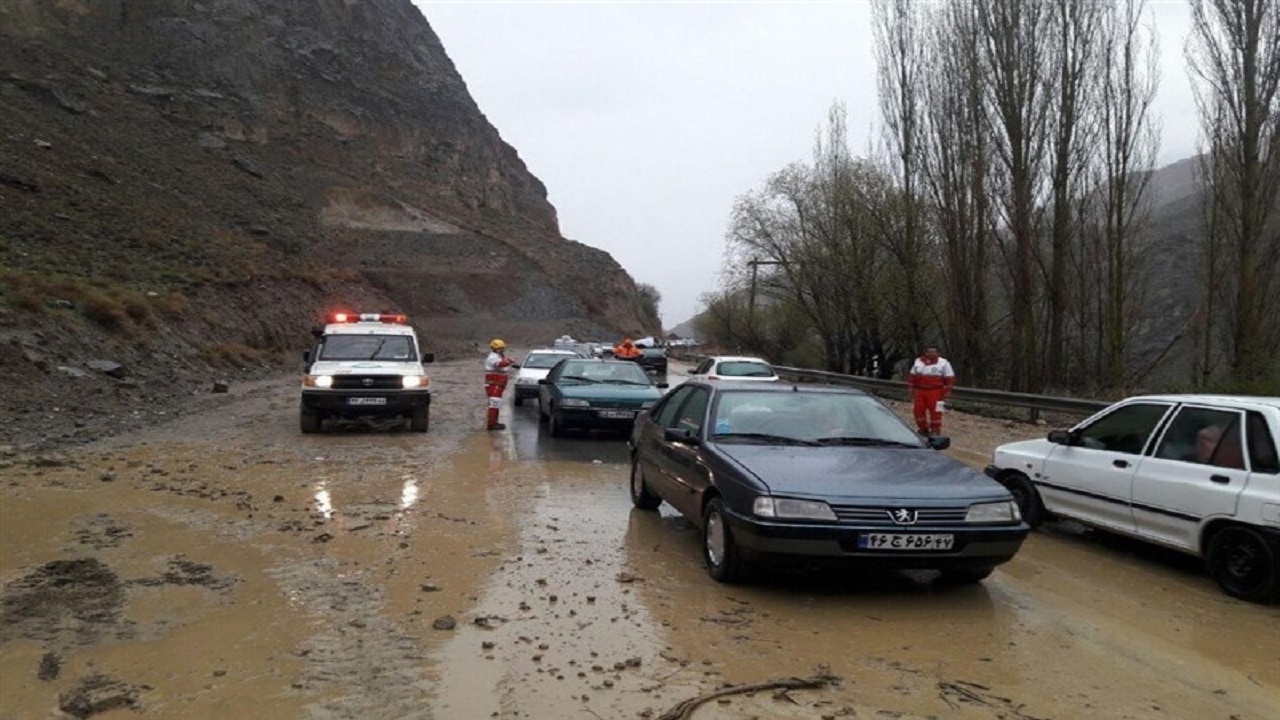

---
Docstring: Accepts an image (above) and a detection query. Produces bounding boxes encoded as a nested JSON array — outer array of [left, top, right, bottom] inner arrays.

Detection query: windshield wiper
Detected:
[[602, 379, 649, 385], [367, 339, 387, 360], [713, 432, 820, 446], [560, 375, 600, 384], [814, 436, 922, 447]]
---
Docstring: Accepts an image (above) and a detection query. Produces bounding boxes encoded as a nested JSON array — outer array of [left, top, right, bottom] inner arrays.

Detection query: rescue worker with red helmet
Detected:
[[484, 339, 518, 430], [908, 345, 955, 436]]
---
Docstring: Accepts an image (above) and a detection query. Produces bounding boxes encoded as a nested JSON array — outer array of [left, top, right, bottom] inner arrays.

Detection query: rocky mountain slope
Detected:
[[0, 0, 657, 447]]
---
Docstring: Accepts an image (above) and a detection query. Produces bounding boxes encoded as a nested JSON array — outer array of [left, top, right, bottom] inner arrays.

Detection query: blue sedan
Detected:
[[538, 358, 669, 437], [628, 381, 1029, 584]]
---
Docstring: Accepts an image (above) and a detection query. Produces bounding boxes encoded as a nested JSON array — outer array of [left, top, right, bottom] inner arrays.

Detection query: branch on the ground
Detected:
[[656, 670, 841, 720]]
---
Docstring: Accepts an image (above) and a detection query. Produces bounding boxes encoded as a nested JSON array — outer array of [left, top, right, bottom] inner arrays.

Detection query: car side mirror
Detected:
[[927, 435, 951, 451], [656, 382, 669, 389], [1047, 429, 1073, 445], [303, 350, 311, 363], [538, 378, 550, 385], [421, 353, 435, 364], [664, 427, 696, 444]]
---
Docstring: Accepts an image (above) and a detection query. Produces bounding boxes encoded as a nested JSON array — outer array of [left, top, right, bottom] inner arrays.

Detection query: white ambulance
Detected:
[[300, 312, 433, 433]]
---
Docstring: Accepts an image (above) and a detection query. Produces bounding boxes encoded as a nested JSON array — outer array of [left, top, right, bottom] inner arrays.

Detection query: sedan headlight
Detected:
[[753, 496, 837, 522], [401, 375, 429, 389], [641, 401, 656, 409], [304, 375, 334, 388], [965, 501, 1021, 523], [560, 398, 590, 407], [516, 377, 536, 385]]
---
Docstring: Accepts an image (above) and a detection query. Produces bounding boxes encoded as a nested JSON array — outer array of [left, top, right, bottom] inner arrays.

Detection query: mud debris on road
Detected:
[[2, 358, 1277, 719]]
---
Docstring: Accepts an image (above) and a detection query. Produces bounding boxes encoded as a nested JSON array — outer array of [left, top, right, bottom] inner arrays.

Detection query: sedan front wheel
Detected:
[[703, 498, 750, 583]]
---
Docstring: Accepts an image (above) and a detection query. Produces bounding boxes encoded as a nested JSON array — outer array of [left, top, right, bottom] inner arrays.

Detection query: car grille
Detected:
[[589, 399, 645, 409], [830, 505, 970, 526], [331, 375, 402, 390]]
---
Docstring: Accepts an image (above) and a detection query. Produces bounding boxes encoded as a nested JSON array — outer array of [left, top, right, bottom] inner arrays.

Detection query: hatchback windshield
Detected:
[[319, 334, 416, 361], [711, 390, 923, 445]]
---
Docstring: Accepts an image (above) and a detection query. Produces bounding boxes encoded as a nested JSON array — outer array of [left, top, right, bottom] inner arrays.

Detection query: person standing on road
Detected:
[[484, 339, 517, 431], [908, 345, 955, 436]]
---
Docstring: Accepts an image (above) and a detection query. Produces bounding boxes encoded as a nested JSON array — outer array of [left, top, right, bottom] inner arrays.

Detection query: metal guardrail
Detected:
[[774, 366, 1109, 422], [666, 350, 1109, 422]]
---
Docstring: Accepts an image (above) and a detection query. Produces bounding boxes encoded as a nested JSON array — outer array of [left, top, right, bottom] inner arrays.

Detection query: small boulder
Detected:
[[211, 381, 229, 394], [85, 360, 127, 378], [432, 615, 456, 631], [196, 132, 227, 150]]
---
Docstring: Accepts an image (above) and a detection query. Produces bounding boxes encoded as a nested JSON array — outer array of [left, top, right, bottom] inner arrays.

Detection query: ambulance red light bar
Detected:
[[327, 312, 409, 324]]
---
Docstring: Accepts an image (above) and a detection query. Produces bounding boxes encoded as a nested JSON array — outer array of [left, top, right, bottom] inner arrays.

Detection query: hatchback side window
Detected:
[[652, 387, 693, 429], [675, 389, 711, 435], [693, 360, 712, 375], [1076, 403, 1171, 455], [1154, 407, 1244, 468], [1246, 412, 1280, 474]]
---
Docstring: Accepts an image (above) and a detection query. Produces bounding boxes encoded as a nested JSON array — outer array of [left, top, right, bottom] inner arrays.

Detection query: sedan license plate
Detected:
[[348, 397, 387, 406], [598, 409, 636, 420], [858, 533, 954, 551]]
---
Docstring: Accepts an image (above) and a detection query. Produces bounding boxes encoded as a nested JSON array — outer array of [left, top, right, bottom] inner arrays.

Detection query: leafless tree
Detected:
[[1095, 0, 1160, 388], [918, 0, 996, 385], [1187, 0, 1280, 390], [975, 0, 1056, 391]]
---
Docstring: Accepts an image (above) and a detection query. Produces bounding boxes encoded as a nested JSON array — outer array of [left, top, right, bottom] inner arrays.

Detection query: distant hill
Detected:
[[667, 315, 703, 341]]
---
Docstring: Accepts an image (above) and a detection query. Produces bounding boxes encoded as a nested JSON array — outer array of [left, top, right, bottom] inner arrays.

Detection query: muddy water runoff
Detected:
[[1, 357, 1277, 719]]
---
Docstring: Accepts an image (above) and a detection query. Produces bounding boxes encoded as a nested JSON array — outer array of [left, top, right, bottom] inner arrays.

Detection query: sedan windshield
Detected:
[[715, 361, 775, 378], [319, 334, 416, 361], [523, 353, 573, 369], [558, 361, 651, 385], [712, 391, 924, 446]]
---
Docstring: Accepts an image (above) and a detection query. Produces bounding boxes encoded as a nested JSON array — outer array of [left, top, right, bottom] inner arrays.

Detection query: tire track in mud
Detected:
[[268, 558, 433, 720]]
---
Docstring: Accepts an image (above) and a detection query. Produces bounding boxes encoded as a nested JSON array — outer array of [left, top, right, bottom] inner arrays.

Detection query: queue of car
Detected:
[[522, 348, 1277, 602]]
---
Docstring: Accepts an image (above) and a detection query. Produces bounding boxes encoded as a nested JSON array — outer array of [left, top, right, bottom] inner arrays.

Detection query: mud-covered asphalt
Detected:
[[2, 356, 1277, 719]]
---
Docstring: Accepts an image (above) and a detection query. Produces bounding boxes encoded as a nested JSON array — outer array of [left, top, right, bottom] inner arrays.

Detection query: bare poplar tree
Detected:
[[975, 0, 1055, 392], [1044, 0, 1106, 385], [873, 0, 929, 353], [1188, 0, 1280, 390], [1096, 0, 1160, 387], [919, 0, 996, 385]]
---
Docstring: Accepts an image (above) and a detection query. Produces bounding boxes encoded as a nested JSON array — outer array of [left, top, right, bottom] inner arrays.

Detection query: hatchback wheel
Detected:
[[549, 410, 565, 438], [629, 456, 661, 510], [703, 498, 749, 583], [1207, 525, 1278, 602]]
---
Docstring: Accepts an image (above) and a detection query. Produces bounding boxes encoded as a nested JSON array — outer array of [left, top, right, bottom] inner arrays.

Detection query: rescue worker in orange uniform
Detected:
[[614, 337, 640, 360], [484, 339, 518, 430], [908, 345, 955, 436]]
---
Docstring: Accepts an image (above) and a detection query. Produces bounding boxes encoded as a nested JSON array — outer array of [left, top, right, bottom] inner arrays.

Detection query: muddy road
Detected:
[[2, 357, 1277, 719]]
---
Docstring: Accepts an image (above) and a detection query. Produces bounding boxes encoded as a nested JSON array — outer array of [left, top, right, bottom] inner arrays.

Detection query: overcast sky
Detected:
[[417, 1, 1198, 328]]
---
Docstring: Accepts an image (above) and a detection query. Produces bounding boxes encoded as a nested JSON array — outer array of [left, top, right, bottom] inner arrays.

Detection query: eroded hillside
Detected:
[[0, 0, 656, 447]]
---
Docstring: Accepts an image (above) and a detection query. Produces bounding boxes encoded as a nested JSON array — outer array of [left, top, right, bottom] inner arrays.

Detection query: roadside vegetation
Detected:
[[699, 0, 1280, 396]]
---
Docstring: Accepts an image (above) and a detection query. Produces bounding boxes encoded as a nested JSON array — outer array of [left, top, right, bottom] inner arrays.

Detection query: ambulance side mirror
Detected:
[[421, 353, 435, 364]]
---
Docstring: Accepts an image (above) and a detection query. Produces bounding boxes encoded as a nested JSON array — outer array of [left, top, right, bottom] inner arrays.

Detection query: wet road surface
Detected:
[[2, 355, 1277, 719]]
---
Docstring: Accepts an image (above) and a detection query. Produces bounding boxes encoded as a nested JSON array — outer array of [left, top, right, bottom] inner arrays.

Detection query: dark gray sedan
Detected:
[[627, 381, 1029, 584]]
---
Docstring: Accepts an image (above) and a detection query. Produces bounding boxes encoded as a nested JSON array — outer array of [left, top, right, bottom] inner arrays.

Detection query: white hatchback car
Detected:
[[512, 349, 579, 405], [689, 356, 779, 382], [987, 394, 1280, 602]]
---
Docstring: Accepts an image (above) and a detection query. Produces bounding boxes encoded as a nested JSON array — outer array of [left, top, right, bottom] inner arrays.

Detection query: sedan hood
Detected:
[[715, 445, 1008, 502]]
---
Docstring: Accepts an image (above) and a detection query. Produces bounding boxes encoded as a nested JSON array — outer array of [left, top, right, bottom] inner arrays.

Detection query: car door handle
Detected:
[[1113, 459, 1130, 469], [1210, 474, 1230, 485]]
